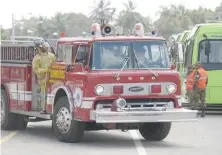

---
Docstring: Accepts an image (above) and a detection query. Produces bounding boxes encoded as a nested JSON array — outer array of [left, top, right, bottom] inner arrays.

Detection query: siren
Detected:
[[151, 29, 157, 37], [91, 23, 102, 36], [102, 25, 112, 35], [134, 23, 144, 36]]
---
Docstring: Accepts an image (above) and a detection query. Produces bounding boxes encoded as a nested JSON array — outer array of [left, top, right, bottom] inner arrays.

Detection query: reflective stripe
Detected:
[[83, 97, 96, 101], [10, 90, 32, 94], [199, 77, 207, 80], [187, 79, 193, 82], [10, 92, 32, 101]]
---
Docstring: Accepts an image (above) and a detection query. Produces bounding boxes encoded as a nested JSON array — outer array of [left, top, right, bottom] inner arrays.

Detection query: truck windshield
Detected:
[[199, 40, 222, 63], [90, 41, 170, 70]]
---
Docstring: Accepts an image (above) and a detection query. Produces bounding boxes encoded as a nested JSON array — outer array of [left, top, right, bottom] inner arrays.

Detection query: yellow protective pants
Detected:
[[39, 79, 48, 111]]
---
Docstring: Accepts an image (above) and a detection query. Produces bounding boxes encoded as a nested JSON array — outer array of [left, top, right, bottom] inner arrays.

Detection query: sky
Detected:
[[0, 0, 222, 28]]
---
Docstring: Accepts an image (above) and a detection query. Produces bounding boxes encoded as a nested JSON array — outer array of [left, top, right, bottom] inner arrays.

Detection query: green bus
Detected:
[[181, 30, 191, 43], [179, 23, 222, 112]]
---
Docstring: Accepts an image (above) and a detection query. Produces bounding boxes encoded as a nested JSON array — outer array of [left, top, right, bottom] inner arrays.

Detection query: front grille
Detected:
[[95, 98, 175, 111]]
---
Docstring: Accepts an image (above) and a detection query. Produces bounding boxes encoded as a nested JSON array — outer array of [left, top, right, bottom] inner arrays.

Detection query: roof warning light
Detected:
[[134, 23, 144, 36]]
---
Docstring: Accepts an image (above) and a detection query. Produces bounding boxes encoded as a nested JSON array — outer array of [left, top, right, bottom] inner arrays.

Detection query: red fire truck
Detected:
[[1, 23, 198, 143]]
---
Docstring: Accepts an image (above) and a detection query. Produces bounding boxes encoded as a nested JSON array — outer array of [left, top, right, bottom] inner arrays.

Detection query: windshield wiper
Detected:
[[114, 57, 129, 79], [132, 48, 159, 78]]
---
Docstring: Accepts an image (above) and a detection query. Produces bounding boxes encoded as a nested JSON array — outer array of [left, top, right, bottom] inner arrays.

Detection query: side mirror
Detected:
[[72, 63, 84, 72], [170, 64, 176, 70]]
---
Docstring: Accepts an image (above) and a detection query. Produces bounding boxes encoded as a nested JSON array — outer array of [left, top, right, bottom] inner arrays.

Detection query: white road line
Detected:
[[130, 130, 147, 155]]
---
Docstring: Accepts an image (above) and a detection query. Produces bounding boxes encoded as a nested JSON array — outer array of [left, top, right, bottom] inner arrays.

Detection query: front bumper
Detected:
[[90, 108, 198, 123]]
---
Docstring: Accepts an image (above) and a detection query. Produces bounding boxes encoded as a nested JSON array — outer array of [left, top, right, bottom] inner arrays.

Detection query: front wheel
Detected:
[[53, 96, 85, 143], [139, 122, 171, 141]]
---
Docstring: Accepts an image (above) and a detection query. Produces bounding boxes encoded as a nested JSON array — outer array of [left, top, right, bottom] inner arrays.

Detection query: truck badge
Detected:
[[129, 86, 144, 92]]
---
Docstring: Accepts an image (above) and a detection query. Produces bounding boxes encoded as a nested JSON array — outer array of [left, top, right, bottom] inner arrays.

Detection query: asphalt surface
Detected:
[[1, 115, 222, 155]]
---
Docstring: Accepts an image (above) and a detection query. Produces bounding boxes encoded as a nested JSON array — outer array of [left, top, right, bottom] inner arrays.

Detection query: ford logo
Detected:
[[129, 86, 144, 92]]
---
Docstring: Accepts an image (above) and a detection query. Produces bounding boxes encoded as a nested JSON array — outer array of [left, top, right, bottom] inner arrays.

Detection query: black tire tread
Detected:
[[15, 114, 28, 130], [139, 122, 171, 141]]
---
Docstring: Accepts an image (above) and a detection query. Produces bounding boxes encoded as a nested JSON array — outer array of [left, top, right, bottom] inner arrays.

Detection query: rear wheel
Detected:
[[139, 122, 171, 141], [1, 89, 17, 130], [53, 96, 85, 143], [1, 89, 28, 130]]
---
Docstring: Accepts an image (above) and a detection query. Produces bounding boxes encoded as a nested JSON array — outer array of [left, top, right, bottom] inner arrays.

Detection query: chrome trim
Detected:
[[95, 102, 170, 111], [81, 101, 94, 109], [90, 108, 198, 123], [82, 97, 96, 101]]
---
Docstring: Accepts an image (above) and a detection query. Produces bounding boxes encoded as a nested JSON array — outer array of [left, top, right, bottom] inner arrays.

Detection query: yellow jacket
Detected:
[[32, 50, 56, 80]]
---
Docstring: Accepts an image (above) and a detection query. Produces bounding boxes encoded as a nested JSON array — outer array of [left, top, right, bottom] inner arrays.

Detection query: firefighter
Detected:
[[192, 61, 208, 117], [32, 41, 56, 114], [186, 64, 195, 105]]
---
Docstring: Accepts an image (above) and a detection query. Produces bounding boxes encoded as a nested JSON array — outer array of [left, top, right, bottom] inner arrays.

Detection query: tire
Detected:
[[53, 96, 85, 143], [16, 114, 28, 130], [1, 89, 17, 130], [139, 122, 171, 141], [1, 89, 28, 130]]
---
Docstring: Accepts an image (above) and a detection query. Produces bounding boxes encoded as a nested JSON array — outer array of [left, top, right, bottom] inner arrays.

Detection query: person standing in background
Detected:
[[192, 61, 208, 117]]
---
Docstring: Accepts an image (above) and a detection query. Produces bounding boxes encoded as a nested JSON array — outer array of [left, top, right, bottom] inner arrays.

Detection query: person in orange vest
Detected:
[[186, 64, 195, 104], [192, 61, 208, 117]]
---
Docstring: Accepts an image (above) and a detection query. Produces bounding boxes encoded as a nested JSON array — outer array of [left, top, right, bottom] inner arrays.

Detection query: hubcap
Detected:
[[1, 97, 5, 125], [56, 107, 72, 134]]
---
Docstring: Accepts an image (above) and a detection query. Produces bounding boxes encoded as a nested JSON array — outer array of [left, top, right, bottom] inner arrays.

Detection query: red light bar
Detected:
[[60, 32, 65, 38]]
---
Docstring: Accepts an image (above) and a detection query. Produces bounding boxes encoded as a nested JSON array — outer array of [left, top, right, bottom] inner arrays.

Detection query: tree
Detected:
[[1, 27, 9, 40], [154, 4, 192, 38], [89, 0, 115, 22], [117, 0, 151, 34]]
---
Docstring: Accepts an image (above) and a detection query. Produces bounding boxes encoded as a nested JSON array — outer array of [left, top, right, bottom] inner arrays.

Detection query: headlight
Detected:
[[95, 85, 105, 95], [167, 83, 177, 93]]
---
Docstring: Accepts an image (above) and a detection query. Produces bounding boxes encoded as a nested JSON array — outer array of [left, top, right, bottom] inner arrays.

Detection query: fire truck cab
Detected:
[[1, 23, 198, 143]]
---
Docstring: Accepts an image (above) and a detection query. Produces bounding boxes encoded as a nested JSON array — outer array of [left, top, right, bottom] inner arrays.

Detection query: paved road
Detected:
[[1, 115, 222, 155]]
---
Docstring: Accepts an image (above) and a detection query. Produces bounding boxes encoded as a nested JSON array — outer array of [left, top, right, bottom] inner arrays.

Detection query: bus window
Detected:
[[199, 41, 207, 63], [199, 40, 222, 63], [184, 39, 194, 68]]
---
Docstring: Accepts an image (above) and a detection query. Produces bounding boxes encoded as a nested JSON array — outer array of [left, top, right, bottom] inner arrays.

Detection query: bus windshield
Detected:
[[90, 40, 170, 70], [199, 40, 222, 63]]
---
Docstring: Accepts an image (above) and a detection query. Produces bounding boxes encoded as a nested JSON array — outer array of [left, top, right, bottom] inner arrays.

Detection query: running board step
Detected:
[[11, 110, 52, 119]]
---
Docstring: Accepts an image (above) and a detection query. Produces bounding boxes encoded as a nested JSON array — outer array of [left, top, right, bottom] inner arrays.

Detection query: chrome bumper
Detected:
[[90, 108, 198, 123]]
